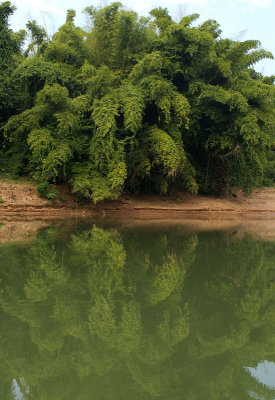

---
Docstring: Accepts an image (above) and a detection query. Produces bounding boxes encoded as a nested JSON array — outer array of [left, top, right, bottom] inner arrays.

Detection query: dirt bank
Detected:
[[0, 180, 275, 217], [1, 181, 275, 242]]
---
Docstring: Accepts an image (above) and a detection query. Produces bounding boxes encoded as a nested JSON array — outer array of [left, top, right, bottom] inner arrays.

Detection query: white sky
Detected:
[[7, 0, 275, 76]]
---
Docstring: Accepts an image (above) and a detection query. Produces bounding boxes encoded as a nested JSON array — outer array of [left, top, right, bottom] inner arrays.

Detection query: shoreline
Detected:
[[1, 212, 275, 243], [1, 181, 275, 242], [0, 181, 275, 218]]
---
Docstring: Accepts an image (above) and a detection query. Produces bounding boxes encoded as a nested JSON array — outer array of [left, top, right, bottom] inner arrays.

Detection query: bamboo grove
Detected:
[[1, 1, 275, 201]]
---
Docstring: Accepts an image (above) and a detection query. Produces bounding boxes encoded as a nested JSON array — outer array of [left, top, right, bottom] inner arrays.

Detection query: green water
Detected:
[[0, 221, 275, 399]]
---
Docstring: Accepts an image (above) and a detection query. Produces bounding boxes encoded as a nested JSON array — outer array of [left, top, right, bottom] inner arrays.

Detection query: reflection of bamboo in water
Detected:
[[219, 272, 241, 287], [0, 226, 274, 400]]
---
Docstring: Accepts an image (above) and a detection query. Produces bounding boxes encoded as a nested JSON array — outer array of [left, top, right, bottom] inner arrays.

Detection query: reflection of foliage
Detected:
[[0, 226, 275, 399], [182, 233, 275, 399], [0, 225, 192, 399]]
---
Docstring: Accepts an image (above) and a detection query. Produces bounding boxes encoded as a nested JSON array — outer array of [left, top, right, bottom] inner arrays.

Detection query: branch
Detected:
[[218, 144, 241, 159]]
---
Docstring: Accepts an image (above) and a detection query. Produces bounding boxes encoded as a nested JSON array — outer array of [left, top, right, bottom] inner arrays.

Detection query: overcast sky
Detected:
[[8, 0, 275, 76]]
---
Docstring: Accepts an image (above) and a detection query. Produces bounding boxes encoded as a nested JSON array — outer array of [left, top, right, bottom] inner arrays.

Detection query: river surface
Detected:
[[0, 219, 275, 399]]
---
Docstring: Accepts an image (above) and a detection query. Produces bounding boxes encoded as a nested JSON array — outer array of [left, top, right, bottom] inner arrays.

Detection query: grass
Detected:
[[0, 175, 35, 186], [0, 197, 4, 203]]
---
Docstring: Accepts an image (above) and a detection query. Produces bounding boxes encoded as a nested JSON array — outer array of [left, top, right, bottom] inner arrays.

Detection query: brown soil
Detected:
[[0, 181, 275, 243], [93, 188, 275, 240], [0, 181, 275, 217]]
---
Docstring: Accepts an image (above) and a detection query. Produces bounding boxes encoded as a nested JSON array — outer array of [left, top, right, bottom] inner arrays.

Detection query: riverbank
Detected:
[[0, 180, 275, 217], [1, 180, 275, 242]]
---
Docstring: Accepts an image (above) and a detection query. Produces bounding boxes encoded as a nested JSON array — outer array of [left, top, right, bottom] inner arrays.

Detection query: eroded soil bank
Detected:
[[0, 181, 275, 217], [1, 181, 275, 243]]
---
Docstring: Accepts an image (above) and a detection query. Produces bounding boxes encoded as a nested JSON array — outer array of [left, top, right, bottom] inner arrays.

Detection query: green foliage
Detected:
[[0, 2, 26, 125], [263, 147, 275, 186], [1, 2, 275, 200], [36, 181, 59, 202], [0, 2, 23, 71], [24, 20, 47, 57], [119, 83, 145, 133], [148, 126, 182, 175]]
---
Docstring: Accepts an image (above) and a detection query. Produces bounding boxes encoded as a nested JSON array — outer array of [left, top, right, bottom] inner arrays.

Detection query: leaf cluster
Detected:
[[1, 3, 275, 200]]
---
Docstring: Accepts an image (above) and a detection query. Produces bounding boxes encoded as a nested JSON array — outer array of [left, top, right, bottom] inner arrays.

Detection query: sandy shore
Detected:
[[0, 181, 275, 217], [0, 181, 275, 242]]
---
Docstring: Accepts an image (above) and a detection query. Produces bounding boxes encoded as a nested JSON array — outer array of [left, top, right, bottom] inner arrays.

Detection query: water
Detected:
[[0, 219, 275, 399]]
